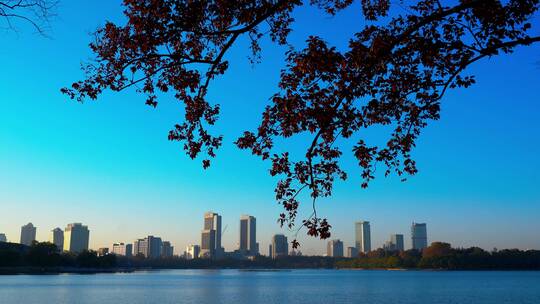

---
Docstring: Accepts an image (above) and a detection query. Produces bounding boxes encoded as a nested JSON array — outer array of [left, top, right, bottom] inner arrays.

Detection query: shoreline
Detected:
[[0, 267, 136, 275], [2, 267, 538, 275]]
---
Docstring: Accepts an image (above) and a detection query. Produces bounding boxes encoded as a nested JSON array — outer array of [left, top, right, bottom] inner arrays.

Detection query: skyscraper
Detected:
[[147, 236, 163, 258], [20, 223, 36, 246], [239, 215, 257, 256], [186, 244, 200, 259], [50, 228, 64, 251], [132, 236, 164, 258], [162, 241, 174, 257], [0, 233, 6, 242], [346, 246, 358, 258], [327, 239, 344, 257], [63, 223, 89, 253], [200, 229, 216, 258], [271, 234, 288, 259], [391, 234, 404, 251], [133, 238, 145, 256], [201, 211, 222, 258], [355, 221, 371, 253], [411, 222, 428, 250]]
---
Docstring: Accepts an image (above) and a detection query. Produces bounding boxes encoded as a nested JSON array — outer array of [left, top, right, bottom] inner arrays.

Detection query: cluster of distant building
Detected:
[[0, 216, 428, 259], [107, 236, 174, 258], [326, 221, 428, 257], [184, 212, 291, 260], [0, 222, 90, 253]]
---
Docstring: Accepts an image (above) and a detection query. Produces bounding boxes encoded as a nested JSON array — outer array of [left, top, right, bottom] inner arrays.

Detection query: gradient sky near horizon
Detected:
[[1, 1, 539, 255]]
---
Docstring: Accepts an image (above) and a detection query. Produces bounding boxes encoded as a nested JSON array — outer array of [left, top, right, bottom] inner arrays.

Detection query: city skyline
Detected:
[[0, 214, 500, 257], [0, 1, 539, 256]]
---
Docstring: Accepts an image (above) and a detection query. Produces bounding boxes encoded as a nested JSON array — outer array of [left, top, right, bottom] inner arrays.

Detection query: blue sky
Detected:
[[0, 1, 539, 255]]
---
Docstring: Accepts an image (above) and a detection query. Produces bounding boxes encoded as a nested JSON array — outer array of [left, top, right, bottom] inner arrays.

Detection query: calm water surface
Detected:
[[1, 269, 539, 304]]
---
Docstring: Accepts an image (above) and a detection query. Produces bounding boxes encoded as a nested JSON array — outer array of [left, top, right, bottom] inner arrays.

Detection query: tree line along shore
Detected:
[[1, 241, 539, 274]]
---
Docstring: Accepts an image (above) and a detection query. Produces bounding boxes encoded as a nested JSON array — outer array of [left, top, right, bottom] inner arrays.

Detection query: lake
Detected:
[[1, 269, 539, 303]]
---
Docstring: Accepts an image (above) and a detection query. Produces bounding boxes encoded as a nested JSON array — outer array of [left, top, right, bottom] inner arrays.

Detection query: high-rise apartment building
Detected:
[[147, 236, 163, 258], [132, 236, 163, 258], [50, 228, 64, 250], [411, 222, 428, 250], [186, 244, 200, 259], [133, 239, 145, 256], [162, 241, 174, 257], [346, 246, 358, 258], [201, 211, 222, 258], [327, 239, 344, 257], [63, 223, 89, 253], [239, 215, 257, 256], [0, 233, 6, 242], [20, 223, 36, 246], [112, 243, 133, 256], [355, 221, 371, 253], [200, 229, 216, 258], [271, 234, 288, 259]]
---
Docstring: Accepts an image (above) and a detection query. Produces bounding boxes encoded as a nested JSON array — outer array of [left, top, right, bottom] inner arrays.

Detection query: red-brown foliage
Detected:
[[62, 0, 540, 247]]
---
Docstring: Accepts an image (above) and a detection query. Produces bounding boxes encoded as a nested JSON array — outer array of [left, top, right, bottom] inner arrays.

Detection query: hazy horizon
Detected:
[[1, 1, 539, 256]]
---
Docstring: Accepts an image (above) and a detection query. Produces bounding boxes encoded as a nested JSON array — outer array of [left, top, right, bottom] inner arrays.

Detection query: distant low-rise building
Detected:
[[271, 234, 288, 259], [50, 228, 64, 251], [20, 223, 36, 246], [97, 247, 109, 256], [289, 250, 302, 256], [327, 239, 344, 257], [112, 243, 133, 256], [63, 223, 90, 253]]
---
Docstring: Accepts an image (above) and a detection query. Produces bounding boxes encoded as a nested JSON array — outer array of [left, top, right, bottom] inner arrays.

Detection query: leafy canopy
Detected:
[[62, 0, 540, 247]]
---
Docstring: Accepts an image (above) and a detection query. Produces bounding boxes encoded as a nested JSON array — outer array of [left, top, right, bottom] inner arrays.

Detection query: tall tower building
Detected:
[[411, 222, 428, 250], [355, 221, 371, 253], [0, 233, 6, 242], [201, 211, 222, 258], [50, 228, 64, 250], [391, 234, 405, 251], [20, 223, 37, 246], [327, 239, 344, 257], [63, 223, 89, 253], [239, 215, 257, 256], [271, 234, 288, 259]]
